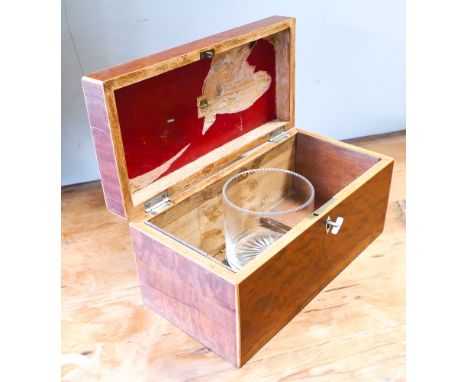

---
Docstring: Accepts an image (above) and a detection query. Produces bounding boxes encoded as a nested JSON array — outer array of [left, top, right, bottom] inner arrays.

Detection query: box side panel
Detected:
[[130, 226, 238, 366], [238, 161, 393, 365], [82, 80, 126, 218]]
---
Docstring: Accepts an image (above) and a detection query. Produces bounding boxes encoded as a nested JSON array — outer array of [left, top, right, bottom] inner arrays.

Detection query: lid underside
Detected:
[[83, 16, 295, 219], [115, 38, 278, 193]]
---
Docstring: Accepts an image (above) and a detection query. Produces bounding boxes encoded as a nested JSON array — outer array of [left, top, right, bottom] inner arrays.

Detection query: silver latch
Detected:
[[325, 216, 344, 235], [268, 127, 290, 143], [144, 191, 173, 215]]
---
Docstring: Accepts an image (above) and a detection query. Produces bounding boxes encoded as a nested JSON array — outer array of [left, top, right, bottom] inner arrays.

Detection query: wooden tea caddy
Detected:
[[82, 16, 393, 367]]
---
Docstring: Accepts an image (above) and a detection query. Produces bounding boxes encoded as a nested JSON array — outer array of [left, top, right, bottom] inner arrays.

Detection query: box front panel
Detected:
[[238, 161, 393, 365], [130, 227, 238, 366]]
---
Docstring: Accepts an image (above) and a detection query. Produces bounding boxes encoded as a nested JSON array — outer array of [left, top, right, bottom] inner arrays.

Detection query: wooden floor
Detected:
[[62, 131, 406, 382]]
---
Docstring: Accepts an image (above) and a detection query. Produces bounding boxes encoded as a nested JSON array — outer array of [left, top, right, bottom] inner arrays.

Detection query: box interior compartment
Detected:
[[147, 131, 380, 269]]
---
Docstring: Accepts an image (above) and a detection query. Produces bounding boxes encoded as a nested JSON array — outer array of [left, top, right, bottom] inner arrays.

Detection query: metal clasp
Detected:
[[325, 216, 344, 235]]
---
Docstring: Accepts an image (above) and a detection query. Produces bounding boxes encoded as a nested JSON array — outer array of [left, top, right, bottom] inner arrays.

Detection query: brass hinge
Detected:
[[268, 127, 290, 143], [144, 191, 174, 216]]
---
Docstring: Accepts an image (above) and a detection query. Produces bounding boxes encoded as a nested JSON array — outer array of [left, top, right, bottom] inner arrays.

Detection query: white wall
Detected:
[[61, 0, 405, 186]]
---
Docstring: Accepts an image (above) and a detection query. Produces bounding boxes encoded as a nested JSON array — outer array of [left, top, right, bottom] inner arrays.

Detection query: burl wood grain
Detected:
[[130, 226, 238, 366], [238, 160, 393, 365], [82, 80, 126, 218]]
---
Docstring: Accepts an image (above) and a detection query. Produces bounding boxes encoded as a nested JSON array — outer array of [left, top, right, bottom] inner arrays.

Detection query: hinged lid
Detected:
[[82, 16, 295, 221]]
